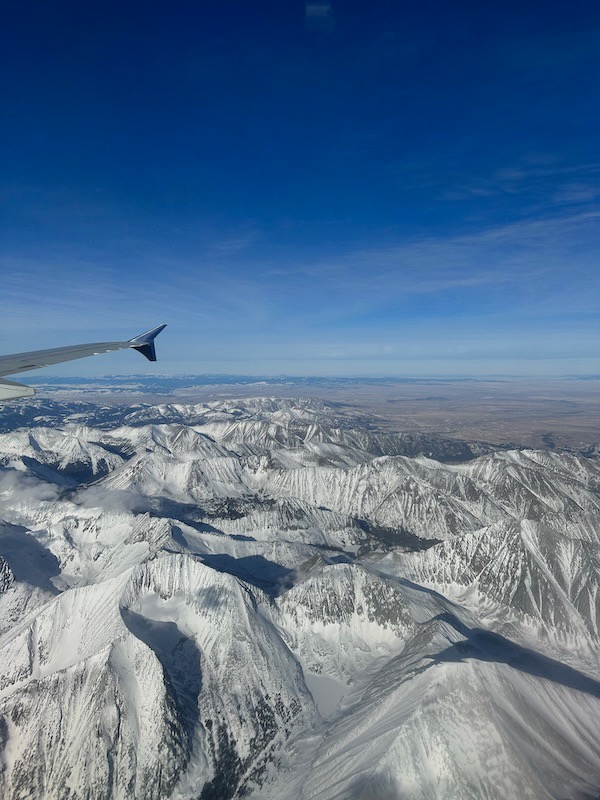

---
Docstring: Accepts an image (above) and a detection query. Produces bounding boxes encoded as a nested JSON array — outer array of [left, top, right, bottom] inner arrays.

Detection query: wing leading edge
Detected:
[[0, 324, 167, 400]]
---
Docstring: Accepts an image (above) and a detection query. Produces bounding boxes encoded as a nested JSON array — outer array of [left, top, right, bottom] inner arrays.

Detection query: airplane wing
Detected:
[[0, 324, 166, 400]]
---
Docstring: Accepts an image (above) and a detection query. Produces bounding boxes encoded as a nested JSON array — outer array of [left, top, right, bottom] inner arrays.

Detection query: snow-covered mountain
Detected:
[[0, 398, 599, 799]]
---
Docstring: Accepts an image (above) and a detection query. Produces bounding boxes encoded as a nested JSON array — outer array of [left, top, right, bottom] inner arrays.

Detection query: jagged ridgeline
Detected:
[[0, 398, 599, 800]]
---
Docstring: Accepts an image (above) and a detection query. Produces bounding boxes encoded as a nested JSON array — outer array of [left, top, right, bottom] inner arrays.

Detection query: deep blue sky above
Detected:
[[2, 0, 599, 376]]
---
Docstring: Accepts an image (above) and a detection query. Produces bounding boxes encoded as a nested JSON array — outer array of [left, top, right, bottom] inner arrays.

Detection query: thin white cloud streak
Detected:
[[4, 208, 596, 324], [379, 152, 600, 205], [1, 209, 598, 374], [254, 210, 600, 325], [0, 253, 271, 350]]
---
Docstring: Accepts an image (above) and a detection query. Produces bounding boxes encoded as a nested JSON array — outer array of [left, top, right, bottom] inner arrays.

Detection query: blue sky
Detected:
[[2, 0, 599, 376]]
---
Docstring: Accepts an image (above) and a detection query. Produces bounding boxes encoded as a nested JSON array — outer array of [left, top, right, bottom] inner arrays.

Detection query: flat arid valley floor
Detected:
[[320, 379, 600, 453]]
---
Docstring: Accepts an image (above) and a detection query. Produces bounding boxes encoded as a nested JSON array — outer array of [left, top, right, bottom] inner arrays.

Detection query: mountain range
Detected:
[[0, 397, 599, 799]]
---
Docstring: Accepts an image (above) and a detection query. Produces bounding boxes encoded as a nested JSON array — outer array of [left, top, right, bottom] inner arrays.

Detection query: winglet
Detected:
[[128, 324, 167, 362]]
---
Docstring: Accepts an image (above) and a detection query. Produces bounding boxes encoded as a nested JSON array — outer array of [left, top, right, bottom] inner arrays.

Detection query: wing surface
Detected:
[[0, 324, 166, 399]]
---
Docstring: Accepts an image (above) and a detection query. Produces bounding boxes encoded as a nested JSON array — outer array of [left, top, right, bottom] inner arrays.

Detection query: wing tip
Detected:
[[128, 324, 167, 362]]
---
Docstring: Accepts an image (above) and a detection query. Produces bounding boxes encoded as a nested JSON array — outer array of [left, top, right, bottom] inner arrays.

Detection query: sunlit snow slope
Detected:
[[0, 398, 599, 800]]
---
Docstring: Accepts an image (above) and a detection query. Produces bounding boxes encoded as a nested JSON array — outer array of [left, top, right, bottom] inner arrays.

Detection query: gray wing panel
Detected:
[[0, 378, 36, 400]]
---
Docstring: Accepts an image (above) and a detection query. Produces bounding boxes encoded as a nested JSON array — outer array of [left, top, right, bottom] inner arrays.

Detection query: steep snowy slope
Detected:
[[375, 519, 600, 639], [0, 397, 598, 800], [0, 555, 318, 800], [275, 617, 600, 800], [0, 427, 123, 484], [264, 450, 600, 541]]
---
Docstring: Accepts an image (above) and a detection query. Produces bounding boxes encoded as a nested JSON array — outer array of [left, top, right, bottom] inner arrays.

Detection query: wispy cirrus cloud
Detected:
[[443, 161, 600, 206], [2, 203, 598, 376], [254, 210, 599, 321]]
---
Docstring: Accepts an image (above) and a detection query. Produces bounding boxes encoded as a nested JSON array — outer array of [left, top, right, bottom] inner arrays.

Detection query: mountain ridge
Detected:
[[0, 398, 598, 799]]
